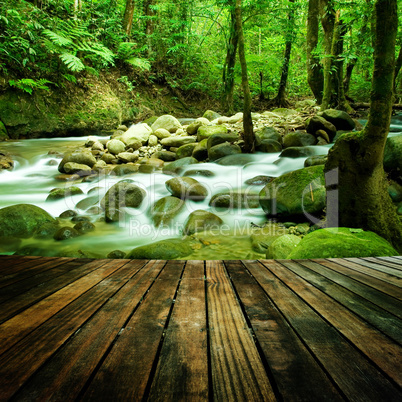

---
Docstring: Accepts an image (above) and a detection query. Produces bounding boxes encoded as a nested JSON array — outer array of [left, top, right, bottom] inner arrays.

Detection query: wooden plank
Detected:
[[0, 259, 129, 356], [265, 260, 402, 387], [246, 260, 401, 400], [148, 260, 209, 401], [0, 258, 92, 305], [81, 260, 185, 401], [0, 259, 106, 323], [325, 258, 402, 300], [377, 256, 402, 267], [362, 257, 402, 277], [310, 258, 402, 317], [342, 258, 402, 288], [281, 260, 402, 344], [225, 260, 343, 401], [8, 260, 160, 402], [206, 260, 276, 401]]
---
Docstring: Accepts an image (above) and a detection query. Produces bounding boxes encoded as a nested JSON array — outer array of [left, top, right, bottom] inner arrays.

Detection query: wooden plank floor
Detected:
[[0, 255, 401, 401]]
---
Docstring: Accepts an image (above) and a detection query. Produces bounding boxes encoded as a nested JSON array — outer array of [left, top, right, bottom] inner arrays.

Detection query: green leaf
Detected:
[[59, 53, 85, 72]]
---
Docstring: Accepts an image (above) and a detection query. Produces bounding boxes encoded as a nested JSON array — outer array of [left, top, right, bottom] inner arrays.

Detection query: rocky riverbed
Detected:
[[0, 105, 401, 259]]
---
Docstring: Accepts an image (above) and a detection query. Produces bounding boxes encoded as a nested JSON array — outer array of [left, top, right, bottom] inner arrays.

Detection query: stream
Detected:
[[0, 115, 400, 259]]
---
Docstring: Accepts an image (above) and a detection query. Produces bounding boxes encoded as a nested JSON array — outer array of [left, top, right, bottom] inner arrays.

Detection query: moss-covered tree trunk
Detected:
[[394, 45, 402, 100], [307, 0, 323, 103], [234, 0, 255, 153], [325, 0, 402, 252], [123, 0, 135, 36], [222, 6, 239, 114]]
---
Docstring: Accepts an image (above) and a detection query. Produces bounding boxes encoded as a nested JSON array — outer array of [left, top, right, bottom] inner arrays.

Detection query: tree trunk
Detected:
[[222, 6, 239, 114], [306, 0, 323, 103], [123, 0, 135, 37], [393, 45, 402, 100], [325, 0, 402, 252], [343, 56, 357, 95], [144, 0, 154, 57], [234, 0, 255, 153]]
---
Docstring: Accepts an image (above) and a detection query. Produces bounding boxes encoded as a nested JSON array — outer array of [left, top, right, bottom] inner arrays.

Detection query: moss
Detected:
[[126, 238, 194, 259]]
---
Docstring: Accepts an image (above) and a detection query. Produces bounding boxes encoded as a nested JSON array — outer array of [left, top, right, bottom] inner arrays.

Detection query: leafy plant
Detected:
[[117, 42, 151, 70], [9, 78, 53, 94]]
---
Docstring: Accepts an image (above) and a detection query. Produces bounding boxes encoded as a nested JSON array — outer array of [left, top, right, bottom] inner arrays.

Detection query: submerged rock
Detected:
[[46, 186, 84, 201], [304, 154, 328, 167], [266, 234, 301, 259], [150, 196, 185, 227], [112, 164, 139, 176], [183, 210, 224, 235], [54, 226, 80, 241], [245, 175, 274, 186], [209, 191, 260, 209], [162, 156, 198, 175], [208, 143, 242, 161], [107, 250, 126, 259], [126, 238, 194, 259], [166, 177, 208, 201], [288, 228, 398, 258], [63, 162, 92, 175]]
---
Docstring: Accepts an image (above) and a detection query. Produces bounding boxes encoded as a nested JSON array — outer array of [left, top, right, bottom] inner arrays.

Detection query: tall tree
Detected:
[[325, 0, 402, 251], [234, 0, 255, 153], [123, 0, 135, 36], [306, 0, 323, 103]]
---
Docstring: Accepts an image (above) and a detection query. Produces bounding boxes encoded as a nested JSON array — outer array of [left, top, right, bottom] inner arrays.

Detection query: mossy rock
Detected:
[[162, 157, 198, 176], [46, 186, 84, 201], [288, 228, 398, 259], [384, 134, 402, 177], [202, 110, 221, 121], [207, 133, 239, 150], [112, 164, 139, 176], [250, 226, 285, 253], [149, 196, 185, 227], [279, 147, 315, 158], [197, 125, 228, 142], [166, 177, 208, 201], [0, 204, 56, 238], [176, 143, 198, 158], [209, 191, 260, 209], [58, 150, 96, 173], [304, 154, 328, 168], [259, 165, 326, 219], [126, 238, 194, 259], [208, 143, 242, 161], [319, 109, 356, 130], [283, 131, 317, 148], [266, 234, 301, 259], [183, 210, 224, 235]]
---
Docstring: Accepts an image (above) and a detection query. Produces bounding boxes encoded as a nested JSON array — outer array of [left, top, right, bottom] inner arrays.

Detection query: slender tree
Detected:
[[325, 0, 402, 252], [234, 0, 255, 153], [123, 0, 135, 36]]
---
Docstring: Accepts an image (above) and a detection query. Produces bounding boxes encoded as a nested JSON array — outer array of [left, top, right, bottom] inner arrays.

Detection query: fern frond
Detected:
[[59, 53, 85, 72], [43, 29, 73, 47], [125, 57, 151, 71], [117, 42, 137, 60]]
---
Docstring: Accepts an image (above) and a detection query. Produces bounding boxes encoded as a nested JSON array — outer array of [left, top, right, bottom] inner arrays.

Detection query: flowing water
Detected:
[[0, 116, 400, 259]]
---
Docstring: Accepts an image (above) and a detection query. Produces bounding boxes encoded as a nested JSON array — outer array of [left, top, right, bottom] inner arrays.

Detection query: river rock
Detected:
[[203, 110, 221, 121], [58, 150, 96, 173], [319, 109, 356, 130], [216, 154, 255, 166], [162, 156, 198, 175], [0, 204, 56, 238], [304, 154, 328, 167], [101, 182, 146, 222], [101, 153, 117, 164], [250, 225, 284, 253], [117, 151, 139, 163], [209, 191, 260, 209], [197, 125, 228, 142], [0, 151, 13, 170], [126, 238, 193, 259], [183, 210, 223, 235], [192, 139, 208, 161], [283, 131, 317, 148], [176, 143, 198, 158], [384, 134, 402, 179], [245, 175, 274, 186], [121, 123, 152, 145], [59, 210, 77, 219], [184, 169, 215, 178], [125, 138, 142, 150], [32, 221, 60, 239], [63, 162, 92, 175], [259, 165, 326, 219], [256, 139, 282, 153], [148, 134, 158, 147], [154, 128, 172, 139], [208, 143, 242, 161], [256, 126, 282, 144], [154, 150, 177, 161], [288, 228, 398, 258], [166, 177, 208, 201], [186, 119, 208, 135], [47, 186, 84, 201], [53, 226, 80, 241], [388, 181, 402, 202], [112, 164, 139, 176], [266, 234, 301, 259], [107, 139, 125, 155], [150, 196, 185, 227], [207, 133, 239, 150], [151, 115, 182, 133], [76, 195, 100, 210], [161, 136, 196, 148], [279, 147, 315, 158], [306, 116, 337, 141], [107, 250, 126, 259], [74, 221, 95, 234]]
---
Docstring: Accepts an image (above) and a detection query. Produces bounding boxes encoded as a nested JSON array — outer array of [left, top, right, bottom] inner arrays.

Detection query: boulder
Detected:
[[149, 196, 185, 227], [76, 195, 100, 210], [148, 134, 158, 147], [117, 151, 139, 163], [183, 210, 224, 235], [101, 153, 117, 164], [162, 156, 198, 176], [63, 162, 92, 175], [58, 150, 96, 173], [245, 175, 274, 186], [208, 143, 242, 161], [154, 128, 172, 140], [306, 116, 337, 141], [107, 250, 126, 259], [283, 131, 317, 148], [112, 164, 139, 176], [250, 225, 284, 253], [107, 139, 125, 155], [154, 150, 177, 162], [197, 125, 228, 142], [256, 126, 282, 144], [209, 191, 260, 209], [126, 238, 193, 259], [101, 182, 146, 222], [304, 154, 328, 167], [0, 204, 56, 238], [256, 139, 282, 153], [186, 119, 208, 135], [192, 139, 208, 161], [259, 165, 326, 219], [125, 138, 142, 150], [0, 151, 14, 170], [207, 133, 239, 150], [74, 221, 95, 234], [121, 123, 152, 145], [279, 147, 315, 158], [151, 115, 182, 133], [203, 110, 221, 121], [160, 136, 196, 148], [266, 234, 301, 259], [288, 228, 398, 258], [384, 134, 402, 178], [33, 221, 60, 239], [166, 177, 208, 201], [215, 154, 255, 166], [319, 109, 356, 130], [176, 143, 198, 159], [183, 169, 215, 178], [47, 186, 84, 201], [53, 226, 80, 241]]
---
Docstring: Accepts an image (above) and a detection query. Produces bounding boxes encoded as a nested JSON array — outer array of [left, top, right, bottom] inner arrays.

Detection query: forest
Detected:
[[0, 0, 401, 260]]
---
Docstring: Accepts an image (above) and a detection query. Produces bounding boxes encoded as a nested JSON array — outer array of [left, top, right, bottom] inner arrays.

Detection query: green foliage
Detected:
[[116, 42, 151, 70], [9, 78, 53, 95]]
